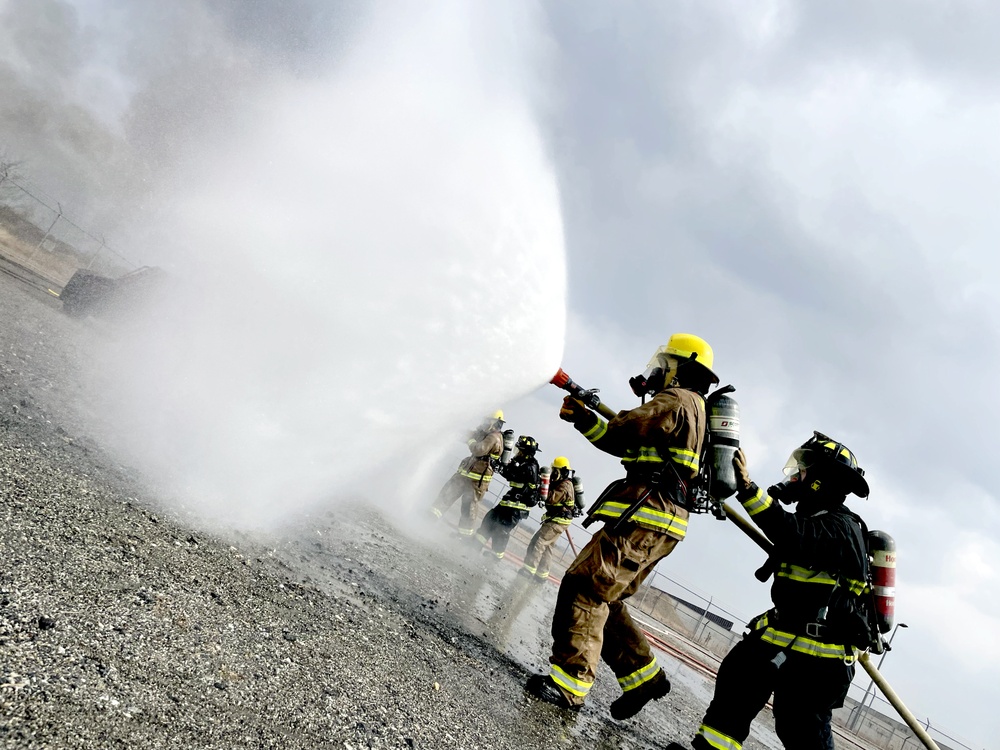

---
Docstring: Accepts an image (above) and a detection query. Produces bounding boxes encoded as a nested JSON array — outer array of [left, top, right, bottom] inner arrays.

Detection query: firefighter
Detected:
[[526, 333, 719, 720], [474, 435, 541, 560], [519, 456, 582, 583], [431, 410, 506, 537], [669, 433, 872, 750]]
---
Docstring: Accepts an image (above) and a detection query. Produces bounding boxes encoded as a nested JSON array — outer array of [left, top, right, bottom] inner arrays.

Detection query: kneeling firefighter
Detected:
[[671, 433, 875, 750], [520, 456, 583, 583], [475, 436, 541, 560], [431, 411, 507, 536], [527, 333, 720, 719]]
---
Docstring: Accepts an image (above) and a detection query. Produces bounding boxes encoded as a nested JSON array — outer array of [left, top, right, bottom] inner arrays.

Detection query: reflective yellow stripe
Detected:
[[583, 418, 608, 442], [620, 445, 699, 473], [549, 665, 593, 697], [593, 501, 688, 538], [457, 528, 475, 536], [759, 627, 857, 661], [740, 486, 771, 516], [521, 564, 537, 574], [617, 658, 659, 692], [668, 446, 699, 471], [458, 469, 491, 481], [499, 500, 530, 510], [542, 516, 573, 525], [699, 724, 742, 750], [509, 481, 526, 488], [846, 578, 868, 596], [777, 563, 837, 586], [622, 446, 666, 464], [431, 508, 443, 518], [475, 534, 488, 545]]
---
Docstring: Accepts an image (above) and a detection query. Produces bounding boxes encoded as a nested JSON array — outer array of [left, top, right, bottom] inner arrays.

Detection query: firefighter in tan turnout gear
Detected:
[[519, 456, 582, 583], [526, 333, 719, 719], [669, 433, 874, 750], [431, 410, 506, 537]]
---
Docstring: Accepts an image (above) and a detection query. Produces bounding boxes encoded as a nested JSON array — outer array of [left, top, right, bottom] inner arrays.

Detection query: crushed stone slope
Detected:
[[0, 273, 783, 750]]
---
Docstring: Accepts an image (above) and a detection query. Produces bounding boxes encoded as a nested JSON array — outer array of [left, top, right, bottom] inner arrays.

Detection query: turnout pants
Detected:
[[694, 630, 854, 750], [521, 519, 569, 579], [431, 473, 489, 535], [475, 506, 520, 558], [547, 523, 678, 706]]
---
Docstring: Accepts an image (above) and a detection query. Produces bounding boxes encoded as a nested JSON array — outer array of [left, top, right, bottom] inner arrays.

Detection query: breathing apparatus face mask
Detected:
[[629, 347, 681, 398], [771, 448, 817, 505]]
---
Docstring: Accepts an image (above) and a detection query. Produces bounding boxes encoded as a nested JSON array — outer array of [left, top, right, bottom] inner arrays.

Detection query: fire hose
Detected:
[[550, 368, 940, 750]]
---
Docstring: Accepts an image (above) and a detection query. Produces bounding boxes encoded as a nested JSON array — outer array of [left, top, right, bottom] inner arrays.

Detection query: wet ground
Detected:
[[0, 269, 787, 749]]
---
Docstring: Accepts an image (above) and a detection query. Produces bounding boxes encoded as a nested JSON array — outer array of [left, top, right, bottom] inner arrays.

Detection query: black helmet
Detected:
[[782, 431, 869, 498], [516, 435, 539, 454]]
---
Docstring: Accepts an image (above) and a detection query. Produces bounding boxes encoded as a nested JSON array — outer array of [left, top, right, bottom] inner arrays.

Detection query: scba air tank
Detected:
[[500, 429, 516, 466], [538, 465, 551, 502], [868, 530, 896, 634], [708, 392, 741, 500], [571, 475, 585, 508]]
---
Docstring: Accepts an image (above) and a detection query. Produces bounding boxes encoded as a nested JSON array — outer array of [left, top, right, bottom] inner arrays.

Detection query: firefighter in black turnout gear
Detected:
[[671, 432, 873, 750], [475, 436, 541, 560]]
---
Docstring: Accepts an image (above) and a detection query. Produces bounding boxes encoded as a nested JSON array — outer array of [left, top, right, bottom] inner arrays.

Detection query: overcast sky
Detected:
[[1, 1, 996, 747]]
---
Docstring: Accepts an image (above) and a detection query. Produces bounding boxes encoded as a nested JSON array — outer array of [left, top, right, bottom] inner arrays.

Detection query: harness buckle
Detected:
[[805, 622, 826, 639]]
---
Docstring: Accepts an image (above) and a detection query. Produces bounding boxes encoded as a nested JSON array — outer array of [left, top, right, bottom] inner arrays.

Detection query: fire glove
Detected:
[[732, 449, 753, 494], [559, 396, 597, 431]]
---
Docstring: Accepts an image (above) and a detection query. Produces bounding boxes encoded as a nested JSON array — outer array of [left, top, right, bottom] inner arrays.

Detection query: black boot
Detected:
[[609, 669, 670, 720], [525, 674, 581, 711]]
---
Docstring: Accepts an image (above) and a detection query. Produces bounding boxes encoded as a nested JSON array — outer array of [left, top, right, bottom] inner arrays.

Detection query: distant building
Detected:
[[666, 593, 735, 631]]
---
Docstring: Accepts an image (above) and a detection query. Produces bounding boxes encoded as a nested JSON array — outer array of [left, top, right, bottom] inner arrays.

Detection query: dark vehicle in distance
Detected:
[[60, 266, 166, 318]]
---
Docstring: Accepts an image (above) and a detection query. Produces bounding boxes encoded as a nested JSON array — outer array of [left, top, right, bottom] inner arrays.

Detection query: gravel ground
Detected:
[[0, 272, 785, 750]]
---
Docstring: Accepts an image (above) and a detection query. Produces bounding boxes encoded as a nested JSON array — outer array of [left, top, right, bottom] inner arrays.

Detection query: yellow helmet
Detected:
[[491, 409, 504, 420], [552, 456, 571, 470], [665, 333, 718, 385]]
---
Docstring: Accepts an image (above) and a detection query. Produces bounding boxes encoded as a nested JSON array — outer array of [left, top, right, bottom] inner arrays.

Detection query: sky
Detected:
[[1, 1, 997, 748]]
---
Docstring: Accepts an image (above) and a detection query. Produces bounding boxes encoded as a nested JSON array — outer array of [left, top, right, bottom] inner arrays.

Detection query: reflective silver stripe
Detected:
[[759, 627, 857, 661], [593, 501, 688, 537], [873, 585, 895, 598], [740, 486, 771, 516], [549, 665, 593, 697], [699, 724, 742, 750], [583, 419, 608, 442], [617, 658, 659, 692]]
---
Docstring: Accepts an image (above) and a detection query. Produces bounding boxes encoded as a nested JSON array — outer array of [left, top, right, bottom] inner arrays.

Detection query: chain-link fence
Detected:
[[470, 474, 979, 750], [0, 170, 135, 288]]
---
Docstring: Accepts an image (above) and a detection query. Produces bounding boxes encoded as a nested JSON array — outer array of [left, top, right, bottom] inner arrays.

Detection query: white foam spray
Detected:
[[89, 2, 566, 530]]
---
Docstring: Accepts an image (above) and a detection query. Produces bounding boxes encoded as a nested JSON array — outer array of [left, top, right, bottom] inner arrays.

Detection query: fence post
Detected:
[[26, 203, 63, 262], [86, 235, 106, 270]]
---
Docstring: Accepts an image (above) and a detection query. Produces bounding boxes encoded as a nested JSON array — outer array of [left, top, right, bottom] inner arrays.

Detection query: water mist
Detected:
[[87, 2, 567, 530]]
